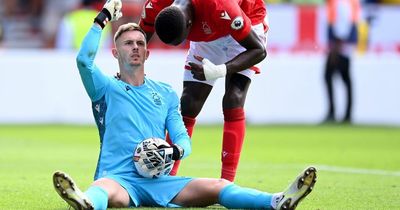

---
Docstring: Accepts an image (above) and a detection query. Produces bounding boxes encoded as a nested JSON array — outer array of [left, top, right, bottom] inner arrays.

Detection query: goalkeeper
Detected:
[[52, 0, 317, 209]]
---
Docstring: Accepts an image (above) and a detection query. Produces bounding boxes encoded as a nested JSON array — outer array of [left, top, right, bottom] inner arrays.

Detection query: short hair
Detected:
[[114, 22, 147, 43], [155, 6, 187, 45]]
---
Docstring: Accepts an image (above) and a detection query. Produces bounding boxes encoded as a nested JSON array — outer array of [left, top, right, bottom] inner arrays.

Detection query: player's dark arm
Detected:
[[189, 29, 266, 81], [225, 29, 266, 74]]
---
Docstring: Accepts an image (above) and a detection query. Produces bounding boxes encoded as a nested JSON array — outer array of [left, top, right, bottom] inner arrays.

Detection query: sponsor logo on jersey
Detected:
[[220, 11, 231, 20], [222, 151, 228, 158], [202, 21, 212, 34], [141, 2, 153, 19], [141, 9, 146, 19], [95, 104, 100, 113], [231, 17, 244, 30], [145, 2, 153, 9]]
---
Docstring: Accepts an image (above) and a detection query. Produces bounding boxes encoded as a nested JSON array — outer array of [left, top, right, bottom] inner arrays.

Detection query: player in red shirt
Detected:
[[140, 0, 268, 182]]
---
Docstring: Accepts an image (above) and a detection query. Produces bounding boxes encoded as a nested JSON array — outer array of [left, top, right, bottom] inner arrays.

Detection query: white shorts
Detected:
[[184, 23, 268, 86]]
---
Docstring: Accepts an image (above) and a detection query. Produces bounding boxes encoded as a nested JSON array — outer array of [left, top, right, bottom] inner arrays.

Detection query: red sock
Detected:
[[168, 116, 196, 175], [221, 108, 245, 182]]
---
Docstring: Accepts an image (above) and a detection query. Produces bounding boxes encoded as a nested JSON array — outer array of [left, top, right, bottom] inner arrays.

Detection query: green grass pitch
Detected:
[[0, 124, 399, 209]]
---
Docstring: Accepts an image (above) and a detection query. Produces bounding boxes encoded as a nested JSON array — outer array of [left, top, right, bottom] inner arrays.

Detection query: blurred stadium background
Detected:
[[0, 0, 400, 125]]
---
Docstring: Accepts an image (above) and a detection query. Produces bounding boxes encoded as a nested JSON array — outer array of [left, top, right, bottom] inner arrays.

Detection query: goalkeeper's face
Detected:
[[113, 30, 149, 67]]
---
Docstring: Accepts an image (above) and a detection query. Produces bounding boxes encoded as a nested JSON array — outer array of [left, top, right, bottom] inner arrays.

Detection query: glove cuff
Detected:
[[172, 144, 184, 160], [94, 8, 112, 29]]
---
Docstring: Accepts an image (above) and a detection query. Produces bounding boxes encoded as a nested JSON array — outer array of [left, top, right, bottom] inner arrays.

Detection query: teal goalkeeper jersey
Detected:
[[76, 25, 192, 180]]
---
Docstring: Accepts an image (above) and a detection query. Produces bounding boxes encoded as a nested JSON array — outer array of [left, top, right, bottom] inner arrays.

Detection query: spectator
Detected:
[[323, 0, 360, 123], [55, 0, 112, 50], [0, 22, 3, 44], [0, 0, 44, 48], [40, 0, 81, 48]]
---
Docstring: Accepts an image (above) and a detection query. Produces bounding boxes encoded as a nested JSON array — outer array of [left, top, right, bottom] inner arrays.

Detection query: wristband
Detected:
[[94, 8, 112, 29], [202, 58, 227, 80], [172, 144, 184, 160]]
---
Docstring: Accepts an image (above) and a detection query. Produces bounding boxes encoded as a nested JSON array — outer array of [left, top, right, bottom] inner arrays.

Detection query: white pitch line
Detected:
[[315, 165, 400, 177], [183, 163, 400, 177]]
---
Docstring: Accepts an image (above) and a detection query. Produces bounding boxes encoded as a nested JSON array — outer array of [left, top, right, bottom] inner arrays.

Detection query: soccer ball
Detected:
[[133, 138, 174, 178]]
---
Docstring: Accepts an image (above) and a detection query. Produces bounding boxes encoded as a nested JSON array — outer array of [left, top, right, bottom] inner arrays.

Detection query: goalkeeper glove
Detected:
[[171, 144, 184, 160], [156, 144, 183, 161], [94, 0, 123, 29]]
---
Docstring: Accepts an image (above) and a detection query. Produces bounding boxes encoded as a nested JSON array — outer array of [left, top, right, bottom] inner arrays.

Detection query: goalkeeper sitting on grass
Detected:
[[52, 0, 317, 209]]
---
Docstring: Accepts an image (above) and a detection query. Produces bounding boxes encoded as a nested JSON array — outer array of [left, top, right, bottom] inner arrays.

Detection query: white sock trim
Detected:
[[271, 192, 283, 210]]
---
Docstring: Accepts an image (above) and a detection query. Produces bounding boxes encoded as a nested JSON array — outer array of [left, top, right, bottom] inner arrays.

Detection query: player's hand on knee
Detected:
[[189, 65, 206, 81], [188, 55, 206, 80], [189, 55, 226, 81]]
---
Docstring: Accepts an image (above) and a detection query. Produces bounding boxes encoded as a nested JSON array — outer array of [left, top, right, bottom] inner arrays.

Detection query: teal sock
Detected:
[[85, 186, 108, 210], [218, 184, 273, 209]]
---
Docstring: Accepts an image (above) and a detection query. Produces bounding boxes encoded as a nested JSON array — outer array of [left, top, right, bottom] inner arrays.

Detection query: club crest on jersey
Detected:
[[151, 92, 162, 105], [231, 17, 244, 30], [202, 21, 212, 34]]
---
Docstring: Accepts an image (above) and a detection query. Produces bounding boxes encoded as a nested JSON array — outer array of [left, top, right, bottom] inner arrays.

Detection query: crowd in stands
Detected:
[[269, 0, 399, 4], [0, 0, 145, 49], [0, 0, 398, 49]]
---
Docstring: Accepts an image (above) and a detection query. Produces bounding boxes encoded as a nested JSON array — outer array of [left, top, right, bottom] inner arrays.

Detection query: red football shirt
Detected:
[[237, 0, 267, 26], [139, 0, 266, 42]]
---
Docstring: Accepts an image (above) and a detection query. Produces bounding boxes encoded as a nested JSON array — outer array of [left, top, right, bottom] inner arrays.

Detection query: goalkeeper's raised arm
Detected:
[[76, 0, 122, 101]]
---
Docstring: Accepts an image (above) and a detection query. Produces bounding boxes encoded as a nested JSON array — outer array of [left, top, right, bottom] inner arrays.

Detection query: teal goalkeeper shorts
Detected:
[[106, 174, 193, 207]]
